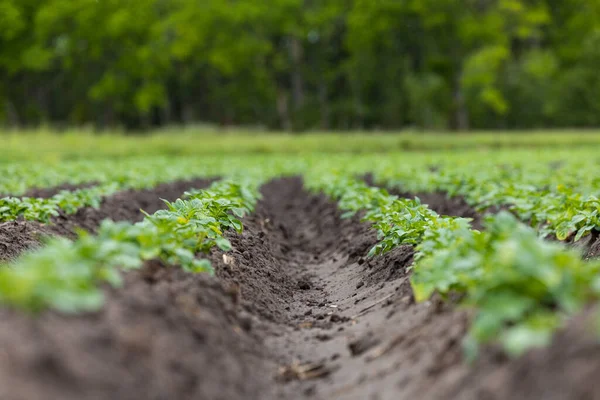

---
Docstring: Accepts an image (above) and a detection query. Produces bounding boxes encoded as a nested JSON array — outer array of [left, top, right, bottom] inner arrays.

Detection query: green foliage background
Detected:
[[1, 0, 600, 130]]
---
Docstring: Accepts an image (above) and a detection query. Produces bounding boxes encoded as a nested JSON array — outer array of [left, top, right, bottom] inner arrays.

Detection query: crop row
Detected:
[[4, 150, 600, 237], [368, 155, 600, 244], [0, 156, 212, 195], [0, 178, 263, 313], [0, 156, 296, 223], [305, 172, 600, 358]]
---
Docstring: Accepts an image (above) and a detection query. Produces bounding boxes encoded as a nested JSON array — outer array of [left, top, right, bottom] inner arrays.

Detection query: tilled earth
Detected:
[[0, 178, 215, 261], [0, 178, 599, 400]]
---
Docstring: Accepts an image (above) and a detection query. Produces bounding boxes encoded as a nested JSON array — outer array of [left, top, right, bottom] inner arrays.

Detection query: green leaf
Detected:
[[216, 237, 232, 251], [501, 324, 553, 357]]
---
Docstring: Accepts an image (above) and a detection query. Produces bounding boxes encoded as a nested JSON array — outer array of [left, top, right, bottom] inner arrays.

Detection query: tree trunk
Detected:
[[319, 80, 330, 130], [276, 88, 292, 131], [290, 37, 305, 112], [4, 99, 20, 127], [451, 71, 469, 131]]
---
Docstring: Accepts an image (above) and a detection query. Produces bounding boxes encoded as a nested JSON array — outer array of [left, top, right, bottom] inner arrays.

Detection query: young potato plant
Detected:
[[0, 153, 293, 223], [0, 197, 58, 222], [0, 156, 217, 196], [0, 155, 229, 223], [307, 171, 600, 358], [0, 184, 119, 223], [372, 156, 600, 243], [413, 212, 600, 359], [0, 179, 262, 313]]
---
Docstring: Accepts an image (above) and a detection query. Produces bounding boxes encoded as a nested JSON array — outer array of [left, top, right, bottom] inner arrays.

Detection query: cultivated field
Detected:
[[0, 132, 599, 399]]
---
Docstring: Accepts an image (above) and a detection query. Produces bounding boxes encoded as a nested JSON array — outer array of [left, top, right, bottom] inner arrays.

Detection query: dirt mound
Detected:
[[440, 309, 600, 400], [21, 182, 99, 199], [48, 177, 215, 237], [363, 173, 489, 229], [0, 182, 97, 199], [381, 181, 600, 260], [0, 261, 273, 400], [588, 235, 600, 259], [0, 221, 54, 261], [0, 178, 214, 261]]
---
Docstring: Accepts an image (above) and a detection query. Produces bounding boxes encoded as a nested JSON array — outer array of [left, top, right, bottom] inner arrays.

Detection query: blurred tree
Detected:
[[1, 0, 599, 131]]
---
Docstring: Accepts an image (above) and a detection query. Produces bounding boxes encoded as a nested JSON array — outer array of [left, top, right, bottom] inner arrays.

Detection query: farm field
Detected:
[[0, 133, 600, 399]]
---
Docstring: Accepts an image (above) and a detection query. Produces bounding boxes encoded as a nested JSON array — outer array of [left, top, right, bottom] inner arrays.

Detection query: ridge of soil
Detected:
[[0, 261, 274, 400], [391, 189, 600, 259], [0, 182, 98, 200], [373, 177, 600, 260], [22, 182, 100, 199], [0, 178, 214, 261], [0, 178, 598, 399], [363, 173, 497, 230]]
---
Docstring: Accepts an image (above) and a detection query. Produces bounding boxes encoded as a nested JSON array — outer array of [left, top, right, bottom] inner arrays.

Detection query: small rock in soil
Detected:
[[238, 312, 253, 331], [348, 332, 381, 356], [330, 314, 349, 323], [315, 334, 332, 342], [297, 280, 311, 290]]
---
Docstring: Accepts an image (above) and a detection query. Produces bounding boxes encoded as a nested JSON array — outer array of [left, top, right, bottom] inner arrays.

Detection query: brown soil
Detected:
[[565, 229, 600, 260], [0, 182, 96, 199], [21, 182, 100, 199], [442, 308, 600, 400], [588, 234, 600, 259], [395, 190, 488, 228], [0, 221, 53, 262], [0, 178, 599, 400], [0, 261, 274, 400], [47, 178, 216, 237], [0, 178, 214, 261]]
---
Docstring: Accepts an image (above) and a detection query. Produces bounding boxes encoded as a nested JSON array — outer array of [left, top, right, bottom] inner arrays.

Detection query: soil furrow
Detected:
[[223, 177, 468, 400], [22, 182, 100, 199], [0, 182, 99, 200], [0, 178, 599, 400], [0, 177, 215, 261], [213, 177, 600, 399]]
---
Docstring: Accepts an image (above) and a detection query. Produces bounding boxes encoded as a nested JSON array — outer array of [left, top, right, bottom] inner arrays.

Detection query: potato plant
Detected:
[[306, 171, 600, 357], [0, 179, 263, 313]]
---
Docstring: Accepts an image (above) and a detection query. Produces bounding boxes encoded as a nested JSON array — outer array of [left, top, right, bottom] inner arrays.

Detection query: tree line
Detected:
[[2, 0, 600, 131]]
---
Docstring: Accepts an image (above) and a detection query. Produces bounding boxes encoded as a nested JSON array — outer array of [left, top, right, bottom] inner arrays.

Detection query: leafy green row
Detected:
[[306, 172, 600, 358], [0, 155, 229, 222], [3, 150, 599, 234], [0, 184, 118, 222], [372, 158, 600, 243], [0, 156, 208, 196], [0, 179, 262, 313], [0, 154, 315, 223], [0, 154, 312, 197]]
